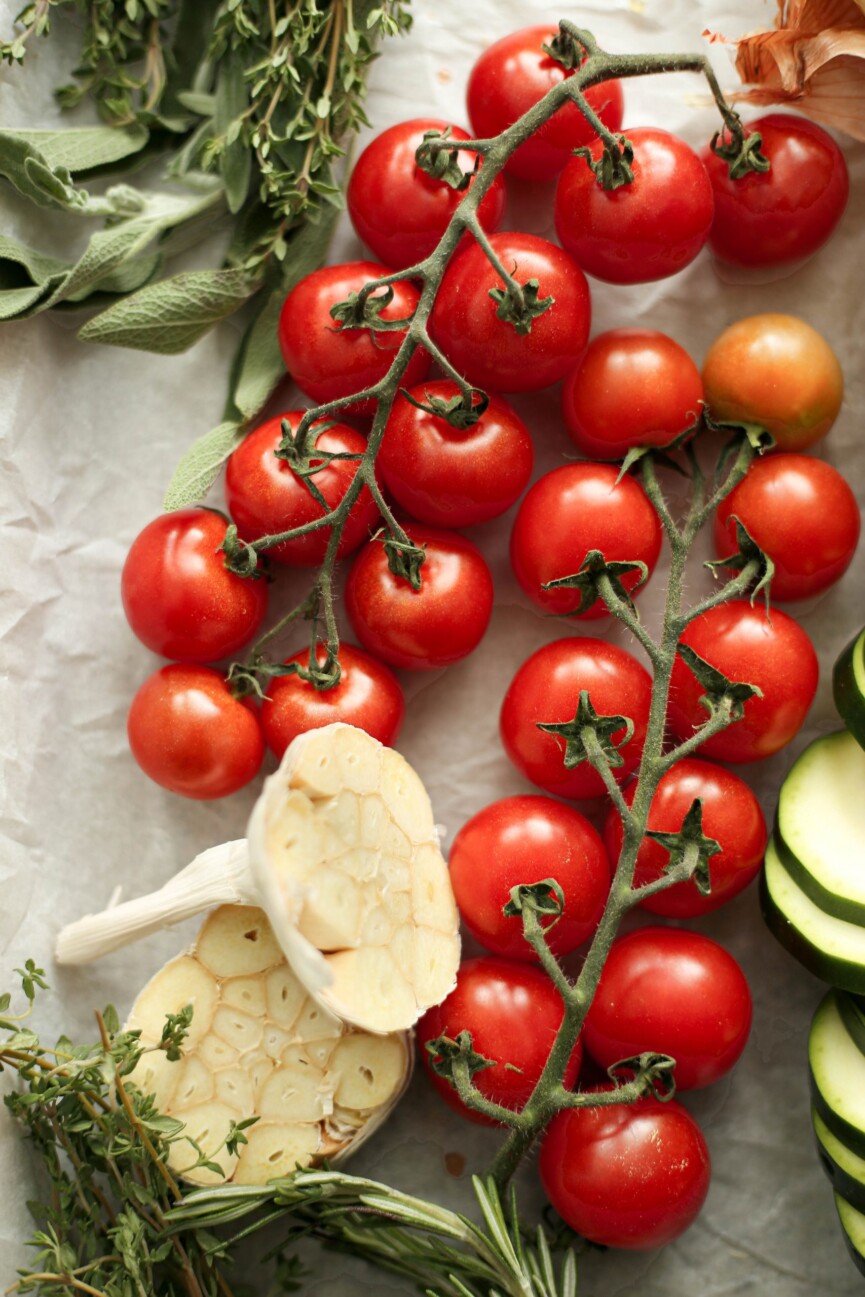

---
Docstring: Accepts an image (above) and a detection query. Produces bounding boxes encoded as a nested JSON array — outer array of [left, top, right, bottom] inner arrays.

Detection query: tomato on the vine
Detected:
[[539, 1094, 711, 1250], [500, 637, 652, 800], [582, 927, 753, 1090], [345, 525, 494, 670], [667, 599, 819, 763], [561, 329, 704, 458], [713, 452, 860, 601], [554, 127, 714, 284], [702, 313, 843, 451], [347, 118, 505, 269], [510, 463, 663, 617], [448, 795, 611, 961], [121, 508, 269, 663], [127, 664, 264, 800], [703, 114, 849, 270], [378, 380, 533, 528], [429, 233, 591, 393], [261, 643, 405, 760], [604, 758, 767, 918], [417, 956, 582, 1125], [466, 25, 624, 182]]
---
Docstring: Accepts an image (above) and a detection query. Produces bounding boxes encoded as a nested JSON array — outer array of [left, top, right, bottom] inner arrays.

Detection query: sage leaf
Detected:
[[0, 132, 89, 210], [215, 52, 251, 214], [0, 124, 149, 173], [228, 289, 286, 421], [78, 267, 254, 353], [162, 420, 245, 511], [0, 233, 69, 318]]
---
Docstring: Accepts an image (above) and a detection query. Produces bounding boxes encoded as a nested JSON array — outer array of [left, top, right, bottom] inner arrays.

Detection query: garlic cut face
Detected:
[[247, 723, 460, 1034], [125, 905, 412, 1187]]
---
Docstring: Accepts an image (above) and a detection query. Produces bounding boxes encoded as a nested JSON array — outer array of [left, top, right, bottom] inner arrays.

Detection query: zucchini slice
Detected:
[[834, 1194, 865, 1277], [834, 625, 865, 752], [809, 991, 865, 1160], [762, 838, 865, 993], [775, 730, 865, 925], [813, 1108, 865, 1214]]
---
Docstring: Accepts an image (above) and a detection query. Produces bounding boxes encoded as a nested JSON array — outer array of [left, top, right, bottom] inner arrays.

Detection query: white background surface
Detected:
[[2, 0, 865, 1292]]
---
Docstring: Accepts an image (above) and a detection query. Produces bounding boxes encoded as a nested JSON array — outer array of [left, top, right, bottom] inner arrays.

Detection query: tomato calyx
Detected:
[[705, 515, 775, 610], [414, 127, 476, 191], [573, 133, 635, 191], [543, 549, 650, 616], [710, 121, 770, 180], [379, 528, 427, 590], [400, 383, 490, 430], [704, 407, 775, 452], [644, 799, 721, 899], [424, 1030, 524, 1126], [329, 282, 410, 334], [488, 275, 554, 336], [543, 20, 594, 70], [676, 643, 762, 725], [606, 1051, 678, 1101], [221, 522, 266, 579], [538, 690, 635, 772]]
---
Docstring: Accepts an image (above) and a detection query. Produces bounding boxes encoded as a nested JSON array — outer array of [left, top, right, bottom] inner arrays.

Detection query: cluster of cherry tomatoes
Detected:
[[119, 19, 857, 1254]]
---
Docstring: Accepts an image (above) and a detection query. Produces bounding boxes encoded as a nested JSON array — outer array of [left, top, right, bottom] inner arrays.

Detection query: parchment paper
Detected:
[[2, 0, 865, 1292]]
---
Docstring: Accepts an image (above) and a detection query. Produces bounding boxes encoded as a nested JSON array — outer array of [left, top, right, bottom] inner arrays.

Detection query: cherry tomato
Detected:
[[667, 600, 818, 763], [466, 25, 624, 182], [713, 453, 860, 602], [561, 329, 704, 458], [554, 127, 714, 284], [417, 956, 582, 1125], [604, 758, 768, 918], [510, 463, 663, 618], [500, 637, 653, 800], [224, 414, 379, 568], [429, 233, 591, 394], [583, 927, 752, 1091], [378, 380, 534, 528], [703, 114, 849, 270], [121, 508, 269, 663], [347, 118, 505, 269], [127, 664, 264, 800], [261, 643, 405, 760], [539, 1093, 711, 1250], [277, 261, 430, 415], [448, 796, 611, 961], [702, 313, 843, 451], [345, 525, 494, 670]]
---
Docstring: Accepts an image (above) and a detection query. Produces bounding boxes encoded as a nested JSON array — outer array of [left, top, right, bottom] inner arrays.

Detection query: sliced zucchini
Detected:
[[809, 991, 865, 1160], [813, 1108, 865, 1214], [834, 625, 865, 752], [834, 1194, 865, 1278], [774, 730, 865, 925], [761, 838, 865, 993]]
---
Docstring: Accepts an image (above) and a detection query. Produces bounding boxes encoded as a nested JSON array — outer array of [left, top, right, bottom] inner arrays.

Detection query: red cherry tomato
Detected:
[[561, 329, 704, 458], [261, 643, 405, 760], [127, 664, 264, 800], [448, 795, 611, 961], [417, 956, 582, 1125], [347, 118, 505, 269], [378, 380, 533, 528], [539, 1094, 711, 1250], [429, 233, 591, 394], [510, 463, 663, 618], [604, 758, 768, 918], [277, 261, 430, 415], [466, 25, 624, 182], [667, 600, 818, 763], [500, 637, 652, 800], [345, 526, 494, 670], [224, 414, 379, 567], [703, 113, 849, 270], [554, 127, 714, 284], [701, 313, 843, 451], [713, 453, 860, 602], [121, 508, 269, 663]]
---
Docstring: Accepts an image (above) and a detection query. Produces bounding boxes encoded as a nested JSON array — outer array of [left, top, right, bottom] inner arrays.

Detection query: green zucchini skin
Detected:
[[812, 1109, 865, 1214], [834, 626, 865, 752], [809, 992, 865, 1162], [835, 1194, 865, 1277]]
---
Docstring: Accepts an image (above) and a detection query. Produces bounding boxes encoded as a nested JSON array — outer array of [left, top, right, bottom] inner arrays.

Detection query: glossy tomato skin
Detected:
[[345, 525, 494, 670], [561, 329, 704, 458], [713, 453, 860, 601], [127, 664, 264, 800], [668, 600, 819, 763], [604, 758, 768, 918], [466, 26, 624, 182], [261, 643, 405, 760], [121, 508, 269, 663], [448, 795, 611, 961], [379, 380, 533, 528], [224, 414, 379, 567], [429, 233, 591, 394], [583, 927, 753, 1090], [703, 114, 849, 270], [347, 118, 505, 269], [417, 956, 583, 1125], [277, 261, 430, 415], [555, 127, 714, 284], [510, 463, 663, 617], [702, 313, 843, 451], [539, 1094, 711, 1249], [500, 637, 652, 800]]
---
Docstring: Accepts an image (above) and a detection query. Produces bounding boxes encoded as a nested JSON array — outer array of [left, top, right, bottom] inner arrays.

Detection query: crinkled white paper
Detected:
[[2, 0, 865, 1292]]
